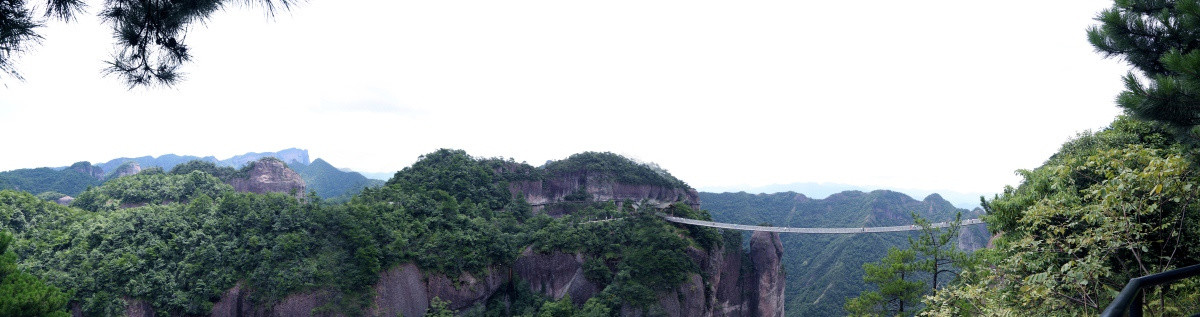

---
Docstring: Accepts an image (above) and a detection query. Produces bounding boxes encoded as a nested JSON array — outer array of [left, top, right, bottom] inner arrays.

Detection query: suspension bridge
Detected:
[[655, 213, 986, 234]]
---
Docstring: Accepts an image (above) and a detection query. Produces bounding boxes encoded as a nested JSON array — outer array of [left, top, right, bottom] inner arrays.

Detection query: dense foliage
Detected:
[[167, 160, 243, 181], [0, 164, 103, 197], [845, 213, 969, 316], [0, 231, 69, 316], [543, 152, 688, 189], [0, 149, 717, 316], [71, 171, 233, 212], [844, 248, 923, 316], [1089, 0, 1200, 142], [524, 202, 720, 308], [923, 117, 1200, 315]]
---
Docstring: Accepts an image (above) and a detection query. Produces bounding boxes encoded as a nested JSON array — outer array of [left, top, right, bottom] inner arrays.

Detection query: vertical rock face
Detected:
[[512, 248, 599, 306], [713, 245, 746, 317], [210, 283, 248, 317], [148, 231, 787, 317], [426, 267, 510, 311], [229, 158, 306, 200], [749, 231, 785, 317], [110, 162, 142, 179], [69, 161, 105, 180], [122, 297, 155, 317], [371, 264, 430, 317], [508, 174, 700, 215], [656, 274, 707, 317]]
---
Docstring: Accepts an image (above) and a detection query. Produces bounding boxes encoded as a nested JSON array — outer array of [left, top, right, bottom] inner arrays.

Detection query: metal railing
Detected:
[[1100, 263, 1200, 317], [655, 212, 985, 234]]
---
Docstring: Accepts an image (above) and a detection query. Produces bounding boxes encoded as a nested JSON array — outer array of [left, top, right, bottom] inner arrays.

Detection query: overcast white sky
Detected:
[[0, 0, 1128, 197]]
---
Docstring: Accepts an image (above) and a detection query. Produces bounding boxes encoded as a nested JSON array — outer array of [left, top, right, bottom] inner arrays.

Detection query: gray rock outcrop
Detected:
[[509, 173, 700, 215], [512, 248, 599, 306], [119, 229, 786, 317], [109, 162, 142, 179], [370, 263, 429, 317], [69, 161, 105, 180], [749, 231, 785, 317], [229, 158, 306, 200]]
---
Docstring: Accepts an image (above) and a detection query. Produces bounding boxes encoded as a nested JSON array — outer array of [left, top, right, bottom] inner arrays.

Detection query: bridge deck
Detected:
[[656, 213, 985, 234]]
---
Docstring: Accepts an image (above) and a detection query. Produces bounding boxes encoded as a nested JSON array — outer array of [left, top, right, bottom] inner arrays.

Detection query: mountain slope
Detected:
[[96, 154, 218, 173], [0, 149, 782, 316], [0, 162, 105, 196], [95, 148, 309, 173], [288, 158, 383, 200], [3, 149, 378, 201], [700, 190, 988, 316]]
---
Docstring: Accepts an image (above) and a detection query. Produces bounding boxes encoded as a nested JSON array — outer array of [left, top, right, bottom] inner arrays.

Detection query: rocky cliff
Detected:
[[508, 172, 700, 215], [749, 231, 786, 317], [108, 162, 142, 179], [228, 158, 306, 200], [69, 161, 105, 180], [104, 153, 783, 317], [189, 230, 784, 317]]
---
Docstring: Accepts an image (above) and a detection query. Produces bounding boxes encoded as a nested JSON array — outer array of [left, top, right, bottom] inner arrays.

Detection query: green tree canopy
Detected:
[[1089, 0, 1200, 141], [845, 247, 924, 316], [922, 117, 1200, 315], [1, 0, 297, 87], [0, 231, 70, 317]]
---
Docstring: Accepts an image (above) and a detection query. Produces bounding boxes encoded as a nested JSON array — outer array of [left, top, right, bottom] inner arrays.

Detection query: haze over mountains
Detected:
[[701, 182, 990, 209], [1, 147, 991, 209], [89, 148, 312, 173], [0, 148, 383, 201]]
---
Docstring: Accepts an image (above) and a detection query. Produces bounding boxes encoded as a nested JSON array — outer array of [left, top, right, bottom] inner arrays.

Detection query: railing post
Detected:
[[1130, 289, 1142, 317]]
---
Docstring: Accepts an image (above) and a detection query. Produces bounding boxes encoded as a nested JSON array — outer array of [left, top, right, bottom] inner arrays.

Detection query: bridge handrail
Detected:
[[1100, 263, 1200, 317], [655, 213, 985, 234]]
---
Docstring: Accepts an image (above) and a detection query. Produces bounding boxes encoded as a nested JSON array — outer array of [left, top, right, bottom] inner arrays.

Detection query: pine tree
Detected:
[[909, 212, 967, 291], [844, 248, 924, 316], [1088, 0, 1200, 141], [0, 0, 297, 87]]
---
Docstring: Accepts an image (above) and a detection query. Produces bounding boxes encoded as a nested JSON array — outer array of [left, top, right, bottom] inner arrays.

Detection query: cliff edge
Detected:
[[228, 158, 306, 200]]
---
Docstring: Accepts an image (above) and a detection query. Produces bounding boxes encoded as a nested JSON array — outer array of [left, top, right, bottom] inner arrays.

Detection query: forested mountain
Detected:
[[0, 162, 105, 196], [1, 149, 379, 201], [94, 148, 309, 173], [0, 149, 782, 316], [95, 154, 220, 175], [288, 158, 384, 201], [700, 190, 989, 316]]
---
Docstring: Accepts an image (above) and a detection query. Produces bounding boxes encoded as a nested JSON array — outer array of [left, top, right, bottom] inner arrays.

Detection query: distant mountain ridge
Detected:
[[701, 182, 990, 209], [290, 158, 384, 200], [94, 148, 310, 172], [1, 148, 380, 200], [699, 190, 989, 317]]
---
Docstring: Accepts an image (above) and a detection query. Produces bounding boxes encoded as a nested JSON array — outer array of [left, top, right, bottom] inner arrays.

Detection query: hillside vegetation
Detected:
[[289, 158, 384, 201], [0, 162, 104, 196], [923, 117, 1200, 315], [0, 149, 722, 316]]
